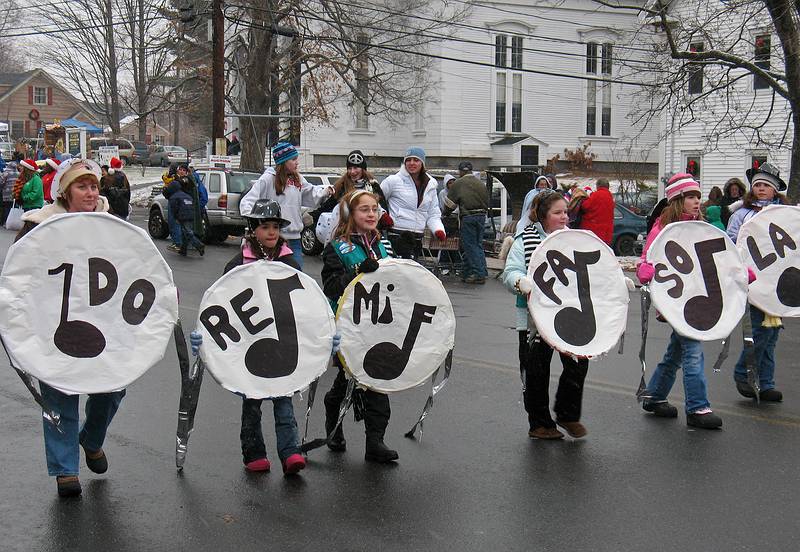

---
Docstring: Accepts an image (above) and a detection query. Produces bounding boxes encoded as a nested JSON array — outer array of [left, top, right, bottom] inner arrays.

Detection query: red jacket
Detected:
[[42, 171, 55, 203], [579, 187, 614, 245]]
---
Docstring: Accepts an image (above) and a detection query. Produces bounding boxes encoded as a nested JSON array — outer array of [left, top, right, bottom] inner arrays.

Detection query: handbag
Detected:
[[5, 200, 24, 231]]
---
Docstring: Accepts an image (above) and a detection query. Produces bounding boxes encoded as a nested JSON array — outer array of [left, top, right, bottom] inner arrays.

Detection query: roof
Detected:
[[491, 136, 529, 146], [0, 70, 36, 89]]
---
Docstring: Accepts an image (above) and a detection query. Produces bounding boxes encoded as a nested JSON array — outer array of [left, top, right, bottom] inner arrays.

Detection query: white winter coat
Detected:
[[239, 166, 332, 239], [380, 167, 444, 235]]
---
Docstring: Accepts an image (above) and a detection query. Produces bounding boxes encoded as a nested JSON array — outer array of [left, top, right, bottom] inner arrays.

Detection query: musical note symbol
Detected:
[[684, 237, 726, 331], [362, 302, 437, 380], [48, 263, 106, 358], [552, 250, 601, 347]]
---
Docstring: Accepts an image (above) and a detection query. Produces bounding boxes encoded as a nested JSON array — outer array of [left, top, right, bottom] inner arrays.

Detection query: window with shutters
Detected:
[[33, 86, 48, 105], [11, 120, 24, 138], [586, 43, 598, 135]]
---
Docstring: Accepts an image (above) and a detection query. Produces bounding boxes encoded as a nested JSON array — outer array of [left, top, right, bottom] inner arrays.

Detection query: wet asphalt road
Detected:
[[0, 208, 798, 551]]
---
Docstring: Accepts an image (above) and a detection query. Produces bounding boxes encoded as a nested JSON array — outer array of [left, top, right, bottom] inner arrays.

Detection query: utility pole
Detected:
[[212, 0, 225, 155]]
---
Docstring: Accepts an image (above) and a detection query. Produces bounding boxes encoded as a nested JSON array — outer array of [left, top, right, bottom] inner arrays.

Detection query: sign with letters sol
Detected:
[[527, 229, 629, 357], [737, 205, 800, 317], [0, 213, 179, 394], [197, 261, 336, 399], [647, 221, 748, 340], [336, 259, 456, 393]]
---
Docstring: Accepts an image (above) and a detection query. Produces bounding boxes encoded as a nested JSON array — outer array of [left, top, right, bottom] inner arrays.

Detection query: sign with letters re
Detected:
[[336, 259, 455, 393], [647, 221, 747, 340], [197, 261, 336, 399], [0, 213, 179, 394]]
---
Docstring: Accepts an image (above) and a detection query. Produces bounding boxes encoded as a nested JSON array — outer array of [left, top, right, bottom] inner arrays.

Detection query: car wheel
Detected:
[[148, 207, 170, 240], [301, 225, 324, 256], [614, 234, 636, 256]]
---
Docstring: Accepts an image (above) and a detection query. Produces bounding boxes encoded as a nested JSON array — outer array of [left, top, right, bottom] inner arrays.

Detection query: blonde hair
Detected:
[[333, 191, 380, 243]]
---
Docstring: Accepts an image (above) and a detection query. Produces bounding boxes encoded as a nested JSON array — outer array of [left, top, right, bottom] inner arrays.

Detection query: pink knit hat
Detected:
[[665, 173, 701, 202]]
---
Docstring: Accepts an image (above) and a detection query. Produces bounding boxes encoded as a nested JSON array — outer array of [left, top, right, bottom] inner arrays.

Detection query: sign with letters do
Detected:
[[647, 221, 748, 340], [336, 259, 455, 393], [197, 261, 336, 399], [0, 213, 179, 394], [737, 205, 800, 317], [527, 229, 629, 357]]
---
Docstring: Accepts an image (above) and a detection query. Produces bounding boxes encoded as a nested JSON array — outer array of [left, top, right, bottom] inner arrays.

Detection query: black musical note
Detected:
[[684, 237, 726, 331], [48, 262, 106, 358], [362, 302, 437, 380]]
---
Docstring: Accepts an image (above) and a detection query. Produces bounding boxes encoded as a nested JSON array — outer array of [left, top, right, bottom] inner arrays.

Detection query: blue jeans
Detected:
[[460, 214, 487, 278], [734, 306, 780, 390], [240, 397, 300, 463], [40, 383, 126, 477], [179, 220, 203, 253], [287, 238, 303, 270], [168, 205, 182, 246], [646, 331, 710, 413]]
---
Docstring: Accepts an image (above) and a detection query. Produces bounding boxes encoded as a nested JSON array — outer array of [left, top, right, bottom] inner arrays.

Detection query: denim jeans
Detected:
[[168, 205, 182, 246], [460, 214, 487, 278], [240, 397, 300, 463], [287, 238, 303, 270], [734, 306, 780, 390], [179, 220, 203, 253], [40, 383, 126, 476], [647, 331, 710, 413]]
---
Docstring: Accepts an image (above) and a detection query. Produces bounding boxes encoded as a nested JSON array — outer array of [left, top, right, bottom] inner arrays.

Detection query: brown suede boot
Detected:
[[528, 427, 564, 440], [556, 420, 588, 438]]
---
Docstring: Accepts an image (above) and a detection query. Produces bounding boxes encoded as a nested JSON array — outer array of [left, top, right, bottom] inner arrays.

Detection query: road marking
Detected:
[[454, 355, 800, 429]]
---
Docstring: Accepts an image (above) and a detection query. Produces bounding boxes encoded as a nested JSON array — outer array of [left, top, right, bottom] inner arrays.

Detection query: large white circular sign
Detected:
[[336, 258, 455, 393], [197, 261, 335, 399], [0, 213, 179, 394], [527, 229, 629, 356], [737, 205, 800, 317], [647, 221, 747, 340]]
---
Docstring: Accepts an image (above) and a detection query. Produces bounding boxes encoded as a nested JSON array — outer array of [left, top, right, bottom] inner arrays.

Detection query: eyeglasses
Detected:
[[355, 206, 379, 214]]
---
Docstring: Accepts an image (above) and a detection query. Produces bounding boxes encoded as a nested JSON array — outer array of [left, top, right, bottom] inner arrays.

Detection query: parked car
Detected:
[[131, 141, 150, 165], [299, 173, 341, 256], [612, 203, 647, 256], [89, 137, 136, 164], [148, 168, 260, 244], [0, 141, 14, 161], [149, 145, 188, 167]]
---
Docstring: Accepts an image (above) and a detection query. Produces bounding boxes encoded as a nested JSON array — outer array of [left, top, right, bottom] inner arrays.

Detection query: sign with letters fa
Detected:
[[336, 259, 455, 393], [737, 205, 800, 317], [0, 213, 179, 394], [527, 229, 629, 357], [197, 261, 336, 399], [647, 221, 747, 340]]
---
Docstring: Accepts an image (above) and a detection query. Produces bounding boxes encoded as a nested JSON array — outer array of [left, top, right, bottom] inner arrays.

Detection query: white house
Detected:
[[294, 0, 660, 174]]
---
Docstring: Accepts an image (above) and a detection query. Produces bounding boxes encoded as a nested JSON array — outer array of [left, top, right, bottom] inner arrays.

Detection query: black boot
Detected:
[[325, 413, 346, 452], [365, 438, 398, 463]]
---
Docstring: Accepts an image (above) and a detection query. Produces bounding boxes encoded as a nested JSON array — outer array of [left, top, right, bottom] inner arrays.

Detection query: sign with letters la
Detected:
[[527, 229, 629, 356], [336, 259, 455, 393], [0, 213, 179, 394], [647, 221, 747, 340], [197, 261, 336, 399], [737, 205, 800, 317]]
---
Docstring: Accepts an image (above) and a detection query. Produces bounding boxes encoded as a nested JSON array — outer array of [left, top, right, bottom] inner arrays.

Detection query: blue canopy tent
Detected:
[[60, 118, 103, 133]]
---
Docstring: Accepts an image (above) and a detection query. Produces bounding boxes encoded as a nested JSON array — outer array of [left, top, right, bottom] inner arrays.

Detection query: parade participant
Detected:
[[15, 159, 120, 497], [190, 200, 307, 474], [164, 177, 205, 257], [239, 142, 334, 269], [41, 158, 60, 203], [380, 147, 445, 259], [727, 163, 788, 401], [162, 164, 182, 251], [720, 177, 746, 227], [100, 157, 131, 219], [636, 173, 722, 429], [14, 159, 44, 212], [702, 186, 725, 231], [0, 160, 16, 225], [321, 190, 399, 462], [439, 173, 455, 211], [516, 175, 551, 234], [443, 161, 489, 283], [502, 190, 590, 440]]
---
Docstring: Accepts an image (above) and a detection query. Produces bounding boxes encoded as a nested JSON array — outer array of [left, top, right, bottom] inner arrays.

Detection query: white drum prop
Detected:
[[527, 229, 629, 356], [737, 205, 800, 317], [0, 213, 179, 394], [647, 221, 747, 340], [197, 261, 336, 399], [336, 258, 455, 393]]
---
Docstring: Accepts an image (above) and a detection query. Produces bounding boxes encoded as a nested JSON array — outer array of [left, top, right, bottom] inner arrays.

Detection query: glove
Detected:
[[358, 258, 379, 273], [435, 230, 447, 241], [624, 276, 636, 291], [636, 262, 655, 285], [747, 267, 757, 284], [331, 332, 341, 354], [379, 212, 393, 228], [517, 276, 533, 295], [190, 330, 202, 356]]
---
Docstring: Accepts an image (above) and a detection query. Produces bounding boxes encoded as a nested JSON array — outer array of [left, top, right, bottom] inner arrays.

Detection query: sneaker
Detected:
[[464, 275, 486, 284], [642, 400, 679, 418], [735, 381, 757, 398], [167, 243, 181, 252], [244, 458, 271, 472], [80, 442, 108, 474], [527, 427, 564, 440], [686, 411, 723, 429], [282, 453, 306, 475], [759, 388, 783, 402], [365, 439, 399, 463], [178, 248, 188, 257], [56, 475, 82, 498], [556, 420, 588, 438]]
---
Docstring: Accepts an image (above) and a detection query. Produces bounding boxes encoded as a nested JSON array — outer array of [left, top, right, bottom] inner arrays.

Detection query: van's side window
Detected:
[[207, 173, 221, 193]]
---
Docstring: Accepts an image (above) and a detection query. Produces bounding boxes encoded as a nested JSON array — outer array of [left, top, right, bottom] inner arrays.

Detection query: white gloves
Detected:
[[517, 276, 533, 295]]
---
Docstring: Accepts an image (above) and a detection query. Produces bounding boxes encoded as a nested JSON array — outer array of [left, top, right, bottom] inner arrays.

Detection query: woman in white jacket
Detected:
[[380, 146, 446, 259], [239, 142, 333, 268]]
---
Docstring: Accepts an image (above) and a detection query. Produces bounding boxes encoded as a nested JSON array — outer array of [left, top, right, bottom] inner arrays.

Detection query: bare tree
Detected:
[[0, 1, 26, 71]]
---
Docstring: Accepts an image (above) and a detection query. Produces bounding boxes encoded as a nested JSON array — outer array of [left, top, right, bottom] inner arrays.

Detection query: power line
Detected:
[[4, 13, 171, 38]]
